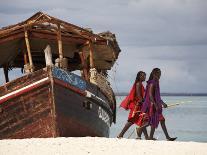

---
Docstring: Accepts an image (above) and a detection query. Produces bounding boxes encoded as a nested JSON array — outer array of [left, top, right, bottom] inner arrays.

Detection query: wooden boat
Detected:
[[0, 12, 120, 139]]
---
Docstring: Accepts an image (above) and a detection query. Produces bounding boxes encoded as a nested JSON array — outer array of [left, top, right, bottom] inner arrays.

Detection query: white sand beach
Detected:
[[0, 137, 206, 155]]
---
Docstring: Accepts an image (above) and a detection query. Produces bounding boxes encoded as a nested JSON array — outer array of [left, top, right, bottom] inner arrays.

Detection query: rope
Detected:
[[108, 62, 122, 101]]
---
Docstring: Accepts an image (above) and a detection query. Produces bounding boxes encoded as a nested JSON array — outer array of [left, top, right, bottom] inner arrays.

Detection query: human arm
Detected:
[[149, 83, 159, 111], [136, 82, 143, 105], [160, 100, 168, 108]]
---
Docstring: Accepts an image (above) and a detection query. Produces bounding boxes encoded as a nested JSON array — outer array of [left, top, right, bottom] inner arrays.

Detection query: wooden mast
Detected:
[[57, 24, 63, 68], [24, 29, 34, 72]]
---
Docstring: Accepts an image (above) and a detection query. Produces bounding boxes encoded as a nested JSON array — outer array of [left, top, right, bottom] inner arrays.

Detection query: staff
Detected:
[[127, 102, 180, 139]]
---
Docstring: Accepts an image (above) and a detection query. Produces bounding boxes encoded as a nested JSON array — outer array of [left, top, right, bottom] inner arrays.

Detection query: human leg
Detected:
[[149, 126, 156, 140], [160, 119, 177, 141], [136, 126, 149, 140], [117, 121, 133, 138]]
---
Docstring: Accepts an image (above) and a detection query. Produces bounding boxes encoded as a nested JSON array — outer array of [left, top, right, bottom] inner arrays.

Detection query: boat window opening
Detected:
[[0, 68, 4, 85], [8, 68, 24, 82], [0, 68, 24, 84]]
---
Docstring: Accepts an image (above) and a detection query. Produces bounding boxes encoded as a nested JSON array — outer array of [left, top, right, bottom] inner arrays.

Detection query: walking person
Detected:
[[140, 68, 177, 141], [117, 71, 148, 139]]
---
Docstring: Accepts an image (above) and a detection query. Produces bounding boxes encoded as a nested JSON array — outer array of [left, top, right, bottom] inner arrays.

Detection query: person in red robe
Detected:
[[117, 71, 148, 139]]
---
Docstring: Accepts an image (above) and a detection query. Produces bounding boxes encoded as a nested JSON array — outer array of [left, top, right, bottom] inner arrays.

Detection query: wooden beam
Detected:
[[24, 52, 28, 65], [24, 30, 34, 72], [0, 32, 24, 44], [88, 41, 95, 68], [30, 31, 86, 44], [57, 24, 63, 67], [49, 17, 105, 41], [0, 29, 106, 45], [79, 51, 89, 81]]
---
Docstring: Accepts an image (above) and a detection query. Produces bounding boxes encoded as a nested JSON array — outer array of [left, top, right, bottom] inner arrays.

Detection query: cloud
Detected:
[[0, 0, 207, 93], [109, 45, 207, 93]]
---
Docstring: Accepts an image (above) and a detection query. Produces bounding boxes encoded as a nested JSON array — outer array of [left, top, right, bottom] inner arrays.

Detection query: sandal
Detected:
[[136, 137, 141, 140], [117, 136, 123, 139], [167, 137, 177, 141], [147, 137, 157, 140]]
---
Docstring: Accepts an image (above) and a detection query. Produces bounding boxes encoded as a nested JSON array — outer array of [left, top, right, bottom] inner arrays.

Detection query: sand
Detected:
[[0, 137, 206, 155]]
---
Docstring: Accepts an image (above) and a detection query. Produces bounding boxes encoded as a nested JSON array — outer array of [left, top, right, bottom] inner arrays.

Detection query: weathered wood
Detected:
[[0, 67, 114, 139], [24, 30, 34, 72], [24, 52, 28, 65], [88, 41, 95, 68], [57, 24, 63, 68], [53, 79, 110, 137], [30, 30, 86, 44], [0, 84, 55, 139], [0, 12, 120, 72], [79, 51, 89, 81], [0, 68, 49, 97], [0, 32, 24, 44]]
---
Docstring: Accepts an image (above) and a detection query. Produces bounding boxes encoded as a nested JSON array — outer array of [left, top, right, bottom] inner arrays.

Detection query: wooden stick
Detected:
[[24, 30, 34, 72], [167, 103, 180, 108], [57, 24, 63, 68]]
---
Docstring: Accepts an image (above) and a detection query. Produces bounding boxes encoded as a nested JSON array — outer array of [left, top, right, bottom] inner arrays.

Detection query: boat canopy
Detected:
[[0, 12, 121, 72]]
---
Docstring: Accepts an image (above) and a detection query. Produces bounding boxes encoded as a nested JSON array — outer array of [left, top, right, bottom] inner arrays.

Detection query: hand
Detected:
[[154, 104, 159, 111], [163, 103, 168, 108], [136, 101, 142, 106]]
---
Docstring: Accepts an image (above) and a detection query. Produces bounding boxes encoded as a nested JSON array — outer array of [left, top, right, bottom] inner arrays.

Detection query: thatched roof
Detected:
[[0, 12, 120, 70]]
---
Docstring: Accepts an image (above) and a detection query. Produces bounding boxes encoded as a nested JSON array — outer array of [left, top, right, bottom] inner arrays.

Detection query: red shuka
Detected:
[[120, 82, 145, 125]]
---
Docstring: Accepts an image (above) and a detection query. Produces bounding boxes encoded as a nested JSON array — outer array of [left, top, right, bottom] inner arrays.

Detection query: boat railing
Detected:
[[89, 68, 115, 107]]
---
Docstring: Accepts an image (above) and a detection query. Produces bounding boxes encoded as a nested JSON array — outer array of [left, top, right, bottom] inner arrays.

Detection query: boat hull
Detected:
[[0, 67, 113, 139]]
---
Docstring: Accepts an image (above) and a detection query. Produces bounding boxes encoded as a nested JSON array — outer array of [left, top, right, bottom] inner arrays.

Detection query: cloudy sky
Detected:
[[0, 0, 207, 93]]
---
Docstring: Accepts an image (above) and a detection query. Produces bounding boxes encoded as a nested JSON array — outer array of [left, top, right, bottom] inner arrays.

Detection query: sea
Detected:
[[109, 96, 207, 143]]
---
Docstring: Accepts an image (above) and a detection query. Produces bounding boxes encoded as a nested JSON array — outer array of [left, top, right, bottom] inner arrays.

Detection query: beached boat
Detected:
[[0, 12, 120, 139]]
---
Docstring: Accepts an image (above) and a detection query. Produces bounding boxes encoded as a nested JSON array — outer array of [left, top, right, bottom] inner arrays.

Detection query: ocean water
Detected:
[[110, 96, 207, 143]]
